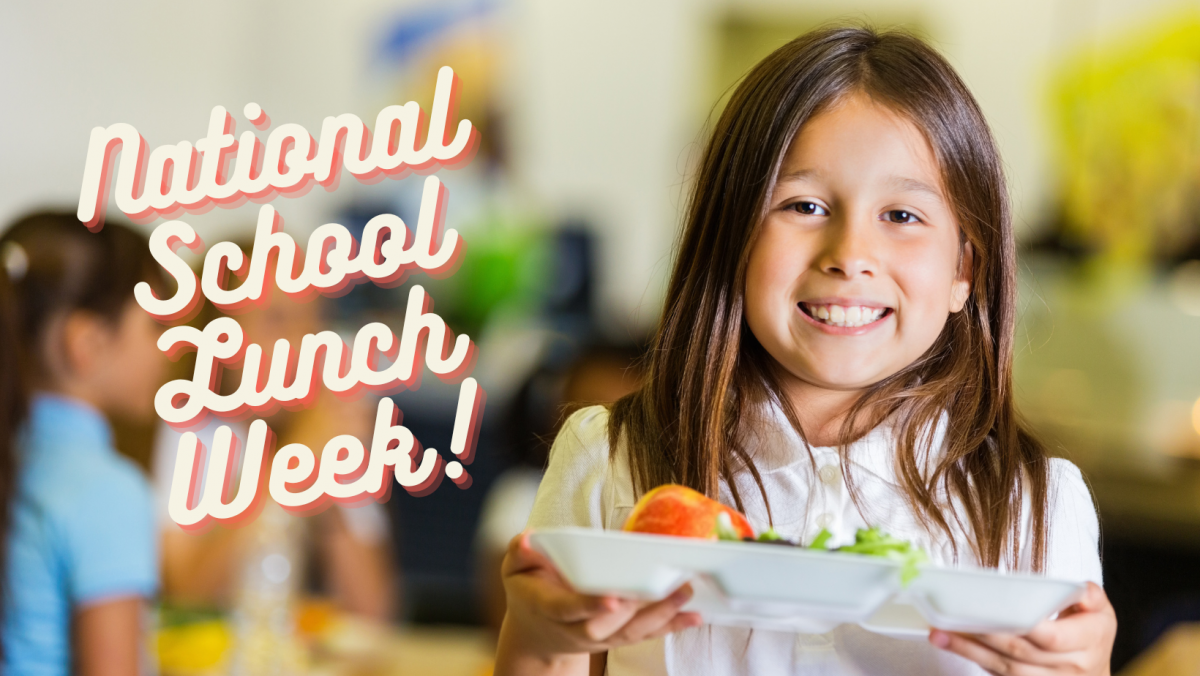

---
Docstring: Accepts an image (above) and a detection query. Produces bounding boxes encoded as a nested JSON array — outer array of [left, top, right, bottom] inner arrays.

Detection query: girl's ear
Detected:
[[61, 311, 108, 379], [949, 241, 974, 313]]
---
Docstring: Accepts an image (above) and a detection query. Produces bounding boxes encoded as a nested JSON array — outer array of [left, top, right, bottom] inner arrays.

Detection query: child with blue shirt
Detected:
[[1, 212, 164, 676]]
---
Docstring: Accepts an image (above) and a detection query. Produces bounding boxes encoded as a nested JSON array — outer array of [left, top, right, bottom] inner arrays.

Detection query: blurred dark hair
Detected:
[[0, 211, 162, 384], [0, 269, 26, 660], [505, 341, 647, 469], [0, 211, 160, 650]]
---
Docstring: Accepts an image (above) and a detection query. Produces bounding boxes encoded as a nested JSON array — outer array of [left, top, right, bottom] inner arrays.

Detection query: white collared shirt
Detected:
[[526, 404, 1102, 676]]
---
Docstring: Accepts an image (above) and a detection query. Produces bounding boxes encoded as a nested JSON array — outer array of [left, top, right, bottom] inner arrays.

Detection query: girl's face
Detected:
[[744, 91, 972, 400], [90, 300, 167, 421]]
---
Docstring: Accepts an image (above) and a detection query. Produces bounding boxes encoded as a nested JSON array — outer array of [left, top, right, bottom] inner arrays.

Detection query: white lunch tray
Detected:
[[530, 528, 1085, 637]]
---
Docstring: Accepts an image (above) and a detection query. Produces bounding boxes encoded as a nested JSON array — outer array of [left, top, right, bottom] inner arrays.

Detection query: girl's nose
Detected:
[[817, 219, 878, 279]]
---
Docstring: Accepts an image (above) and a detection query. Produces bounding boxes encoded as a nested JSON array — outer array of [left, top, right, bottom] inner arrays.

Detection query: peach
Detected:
[[622, 484, 755, 540]]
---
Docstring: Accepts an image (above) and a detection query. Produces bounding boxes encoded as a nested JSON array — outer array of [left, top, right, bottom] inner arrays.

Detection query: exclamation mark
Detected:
[[445, 377, 483, 489]]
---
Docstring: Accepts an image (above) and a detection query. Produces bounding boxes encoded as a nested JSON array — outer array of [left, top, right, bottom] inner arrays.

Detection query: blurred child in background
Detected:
[[477, 342, 645, 634], [0, 244, 27, 666], [153, 250, 397, 622], [1, 212, 164, 676]]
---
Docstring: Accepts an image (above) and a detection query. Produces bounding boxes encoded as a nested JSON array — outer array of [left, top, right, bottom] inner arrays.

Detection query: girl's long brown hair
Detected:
[[0, 212, 161, 655], [609, 25, 1049, 570], [0, 267, 27, 661]]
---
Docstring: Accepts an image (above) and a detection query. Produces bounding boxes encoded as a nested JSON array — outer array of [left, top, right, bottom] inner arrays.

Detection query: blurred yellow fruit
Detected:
[[156, 620, 232, 674]]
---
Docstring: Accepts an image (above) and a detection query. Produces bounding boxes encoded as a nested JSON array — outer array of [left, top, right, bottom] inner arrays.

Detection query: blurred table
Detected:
[[158, 619, 496, 676], [1014, 257, 1200, 543], [364, 626, 494, 676], [1119, 622, 1200, 675], [300, 623, 495, 676]]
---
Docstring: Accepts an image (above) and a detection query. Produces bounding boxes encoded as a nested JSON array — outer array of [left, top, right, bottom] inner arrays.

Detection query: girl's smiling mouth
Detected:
[[798, 300, 893, 334]]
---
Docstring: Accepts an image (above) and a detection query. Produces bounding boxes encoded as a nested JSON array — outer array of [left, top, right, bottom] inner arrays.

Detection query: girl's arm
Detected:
[[316, 509, 397, 622], [74, 596, 145, 676], [930, 581, 1116, 675], [494, 532, 701, 676], [160, 526, 250, 606]]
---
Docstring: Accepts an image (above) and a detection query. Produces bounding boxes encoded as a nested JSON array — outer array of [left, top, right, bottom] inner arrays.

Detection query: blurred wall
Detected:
[[0, 0, 1190, 331], [0, 0, 409, 241]]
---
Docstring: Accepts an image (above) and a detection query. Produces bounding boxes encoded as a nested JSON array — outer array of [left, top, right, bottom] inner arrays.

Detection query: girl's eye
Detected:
[[884, 210, 921, 224], [791, 201, 828, 216]]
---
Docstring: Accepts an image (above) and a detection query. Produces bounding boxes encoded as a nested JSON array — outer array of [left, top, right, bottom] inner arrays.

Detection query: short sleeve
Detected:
[[526, 406, 614, 532], [1043, 458, 1103, 586], [62, 460, 159, 605], [478, 467, 545, 550], [336, 502, 391, 544]]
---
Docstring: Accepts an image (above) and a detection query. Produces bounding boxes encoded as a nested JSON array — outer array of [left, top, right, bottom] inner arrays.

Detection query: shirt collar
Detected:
[[743, 398, 950, 483], [24, 393, 114, 457]]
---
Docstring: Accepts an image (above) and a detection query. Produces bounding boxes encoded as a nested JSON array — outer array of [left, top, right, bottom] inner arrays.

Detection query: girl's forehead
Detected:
[[779, 92, 945, 197]]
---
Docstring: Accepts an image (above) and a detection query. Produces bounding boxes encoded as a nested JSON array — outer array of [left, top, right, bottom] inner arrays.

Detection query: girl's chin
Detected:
[[780, 367, 892, 393], [807, 377, 884, 392]]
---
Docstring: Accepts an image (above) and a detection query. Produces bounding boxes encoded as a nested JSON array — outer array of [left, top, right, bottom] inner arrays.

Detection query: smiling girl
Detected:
[[494, 25, 1115, 676]]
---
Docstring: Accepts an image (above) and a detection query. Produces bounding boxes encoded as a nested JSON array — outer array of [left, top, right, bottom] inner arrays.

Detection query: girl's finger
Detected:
[[960, 632, 1064, 667], [1075, 582, 1109, 611], [508, 571, 616, 624], [604, 584, 696, 644], [503, 567, 616, 625], [1024, 584, 1115, 653], [643, 611, 703, 641], [1022, 614, 1099, 654], [571, 598, 642, 643], [1054, 582, 1108, 620], [502, 531, 555, 576], [539, 587, 620, 624], [501, 532, 619, 624], [930, 631, 1054, 676]]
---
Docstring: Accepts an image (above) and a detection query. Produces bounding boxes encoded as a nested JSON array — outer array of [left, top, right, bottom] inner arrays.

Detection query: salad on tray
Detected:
[[622, 484, 928, 584]]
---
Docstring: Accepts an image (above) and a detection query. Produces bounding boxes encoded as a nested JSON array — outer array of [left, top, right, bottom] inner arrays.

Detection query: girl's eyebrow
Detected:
[[887, 175, 945, 203], [775, 169, 945, 205], [777, 168, 819, 184]]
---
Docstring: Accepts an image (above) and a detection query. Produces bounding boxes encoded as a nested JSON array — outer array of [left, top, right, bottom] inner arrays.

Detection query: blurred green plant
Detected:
[[1048, 10, 1200, 267], [430, 216, 550, 336]]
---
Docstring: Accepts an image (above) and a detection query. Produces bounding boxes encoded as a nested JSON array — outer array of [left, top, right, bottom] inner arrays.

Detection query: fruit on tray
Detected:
[[622, 484, 928, 584], [622, 484, 755, 540]]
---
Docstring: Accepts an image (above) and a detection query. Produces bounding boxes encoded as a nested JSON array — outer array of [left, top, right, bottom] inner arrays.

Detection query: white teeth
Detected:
[[805, 303, 886, 328]]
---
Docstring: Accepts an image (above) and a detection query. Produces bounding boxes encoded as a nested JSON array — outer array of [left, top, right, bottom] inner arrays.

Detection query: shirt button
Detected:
[[818, 465, 841, 487], [815, 512, 833, 529]]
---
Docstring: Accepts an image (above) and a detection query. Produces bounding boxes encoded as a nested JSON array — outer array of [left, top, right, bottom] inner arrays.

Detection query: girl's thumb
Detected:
[[503, 530, 553, 575], [1077, 582, 1108, 611], [1062, 581, 1107, 617]]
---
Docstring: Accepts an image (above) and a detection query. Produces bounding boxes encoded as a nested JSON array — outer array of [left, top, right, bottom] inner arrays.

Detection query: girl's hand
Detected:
[[497, 531, 702, 667], [929, 582, 1116, 675]]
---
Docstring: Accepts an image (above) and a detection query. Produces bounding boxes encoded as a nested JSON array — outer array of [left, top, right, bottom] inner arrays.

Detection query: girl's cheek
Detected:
[[138, 324, 167, 385], [123, 314, 167, 408]]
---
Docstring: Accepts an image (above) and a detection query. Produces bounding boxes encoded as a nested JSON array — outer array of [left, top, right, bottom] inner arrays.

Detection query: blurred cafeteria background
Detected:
[[4, 0, 1200, 673]]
